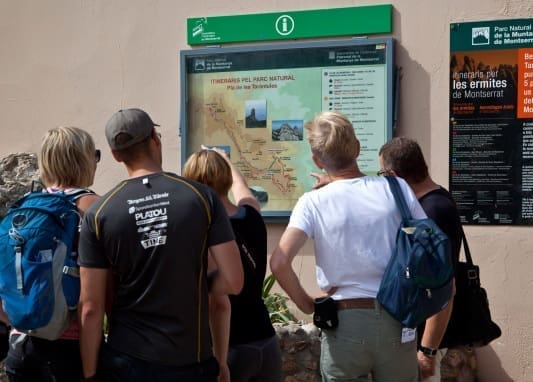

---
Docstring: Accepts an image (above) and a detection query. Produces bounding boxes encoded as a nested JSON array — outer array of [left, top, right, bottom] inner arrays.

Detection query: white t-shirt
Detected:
[[288, 176, 426, 300]]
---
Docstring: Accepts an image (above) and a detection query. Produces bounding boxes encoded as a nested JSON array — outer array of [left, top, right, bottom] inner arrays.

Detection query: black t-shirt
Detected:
[[228, 205, 275, 345], [418, 187, 462, 268], [78, 172, 235, 366], [417, 187, 463, 349]]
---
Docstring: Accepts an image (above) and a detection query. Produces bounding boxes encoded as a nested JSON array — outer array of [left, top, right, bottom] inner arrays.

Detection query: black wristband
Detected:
[[418, 345, 438, 357]]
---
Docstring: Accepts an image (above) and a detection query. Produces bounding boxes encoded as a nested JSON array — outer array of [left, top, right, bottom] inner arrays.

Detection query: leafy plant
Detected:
[[262, 274, 297, 324]]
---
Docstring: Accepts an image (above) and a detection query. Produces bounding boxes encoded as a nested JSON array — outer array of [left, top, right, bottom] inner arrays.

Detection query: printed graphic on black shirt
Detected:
[[127, 192, 170, 249]]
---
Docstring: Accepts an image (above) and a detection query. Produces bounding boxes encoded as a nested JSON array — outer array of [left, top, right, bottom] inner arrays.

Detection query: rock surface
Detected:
[[0, 153, 39, 218]]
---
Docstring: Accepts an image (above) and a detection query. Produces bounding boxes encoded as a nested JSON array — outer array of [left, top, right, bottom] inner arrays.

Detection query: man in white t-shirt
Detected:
[[271, 111, 426, 381]]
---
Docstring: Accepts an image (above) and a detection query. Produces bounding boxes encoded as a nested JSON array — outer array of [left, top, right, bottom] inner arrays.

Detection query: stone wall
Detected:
[[275, 323, 322, 381], [0, 153, 39, 217]]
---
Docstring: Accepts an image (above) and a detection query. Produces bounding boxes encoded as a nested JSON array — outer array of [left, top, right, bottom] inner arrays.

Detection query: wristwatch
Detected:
[[418, 345, 438, 357]]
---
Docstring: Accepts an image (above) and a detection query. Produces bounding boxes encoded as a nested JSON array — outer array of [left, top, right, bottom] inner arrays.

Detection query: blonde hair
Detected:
[[304, 111, 359, 172], [38, 126, 96, 188], [182, 150, 232, 196]]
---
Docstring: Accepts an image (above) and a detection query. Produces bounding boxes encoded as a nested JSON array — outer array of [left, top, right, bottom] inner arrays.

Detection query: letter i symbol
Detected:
[[282, 17, 287, 32]]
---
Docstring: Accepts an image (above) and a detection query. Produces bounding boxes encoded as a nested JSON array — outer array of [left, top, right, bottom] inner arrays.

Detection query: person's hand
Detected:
[[217, 363, 231, 382], [310, 172, 331, 189], [201, 145, 230, 162], [417, 351, 436, 380]]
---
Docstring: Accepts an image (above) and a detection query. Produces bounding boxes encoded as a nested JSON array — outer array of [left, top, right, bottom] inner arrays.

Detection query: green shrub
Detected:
[[262, 274, 297, 324]]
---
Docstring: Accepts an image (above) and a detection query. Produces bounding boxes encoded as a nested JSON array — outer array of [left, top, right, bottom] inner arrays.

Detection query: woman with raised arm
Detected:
[[183, 146, 281, 382]]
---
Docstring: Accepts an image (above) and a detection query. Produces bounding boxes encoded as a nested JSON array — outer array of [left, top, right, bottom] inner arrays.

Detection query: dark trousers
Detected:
[[5, 334, 82, 382], [228, 335, 282, 382], [100, 344, 219, 382]]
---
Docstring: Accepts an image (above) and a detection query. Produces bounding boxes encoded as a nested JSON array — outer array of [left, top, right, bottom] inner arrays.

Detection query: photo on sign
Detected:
[[272, 120, 303, 141], [450, 49, 517, 117], [245, 99, 267, 128], [250, 186, 269, 205]]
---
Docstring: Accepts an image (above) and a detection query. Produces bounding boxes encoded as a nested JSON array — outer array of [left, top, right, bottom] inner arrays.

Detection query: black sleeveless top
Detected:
[[228, 205, 275, 345]]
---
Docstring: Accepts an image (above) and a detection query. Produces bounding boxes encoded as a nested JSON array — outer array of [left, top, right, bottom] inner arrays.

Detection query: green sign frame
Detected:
[[187, 4, 392, 46]]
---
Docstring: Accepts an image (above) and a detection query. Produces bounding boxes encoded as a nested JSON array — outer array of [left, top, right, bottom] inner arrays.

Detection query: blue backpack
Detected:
[[377, 176, 454, 328], [0, 185, 93, 340]]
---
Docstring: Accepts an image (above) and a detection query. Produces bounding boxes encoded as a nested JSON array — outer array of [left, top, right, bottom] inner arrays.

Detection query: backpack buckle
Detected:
[[62, 266, 80, 277]]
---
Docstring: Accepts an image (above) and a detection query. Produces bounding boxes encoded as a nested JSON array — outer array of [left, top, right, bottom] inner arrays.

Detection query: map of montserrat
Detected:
[[183, 42, 390, 216], [187, 70, 319, 213]]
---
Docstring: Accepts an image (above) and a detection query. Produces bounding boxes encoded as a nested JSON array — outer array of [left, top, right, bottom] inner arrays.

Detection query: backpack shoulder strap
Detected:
[[459, 225, 474, 266], [64, 188, 96, 202], [385, 176, 412, 220]]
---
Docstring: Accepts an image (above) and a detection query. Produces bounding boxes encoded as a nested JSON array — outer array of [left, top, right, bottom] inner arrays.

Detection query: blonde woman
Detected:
[[183, 146, 281, 382], [270, 111, 425, 381], [5, 126, 100, 382]]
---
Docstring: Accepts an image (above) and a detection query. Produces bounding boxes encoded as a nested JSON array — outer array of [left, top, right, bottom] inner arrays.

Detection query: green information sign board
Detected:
[[187, 4, 392, 46]]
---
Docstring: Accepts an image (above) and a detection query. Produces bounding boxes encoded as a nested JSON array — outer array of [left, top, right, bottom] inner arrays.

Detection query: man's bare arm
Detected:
[[79, 267, 108, 378], [418, 281, 455, 379], [209, 240, 243, 296], [209, 294, 231, 382], [270, 227, 313, 314]]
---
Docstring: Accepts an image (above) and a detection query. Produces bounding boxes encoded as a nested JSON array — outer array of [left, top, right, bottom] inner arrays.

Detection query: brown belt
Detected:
[[336, 298, 376, 310]]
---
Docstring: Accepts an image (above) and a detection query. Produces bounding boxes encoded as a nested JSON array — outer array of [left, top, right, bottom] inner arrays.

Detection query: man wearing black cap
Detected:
[[78, 108, 243, 381]]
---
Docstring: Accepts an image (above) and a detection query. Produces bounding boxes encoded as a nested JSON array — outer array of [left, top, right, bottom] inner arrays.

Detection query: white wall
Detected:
[[1, 1, 532, 380]]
